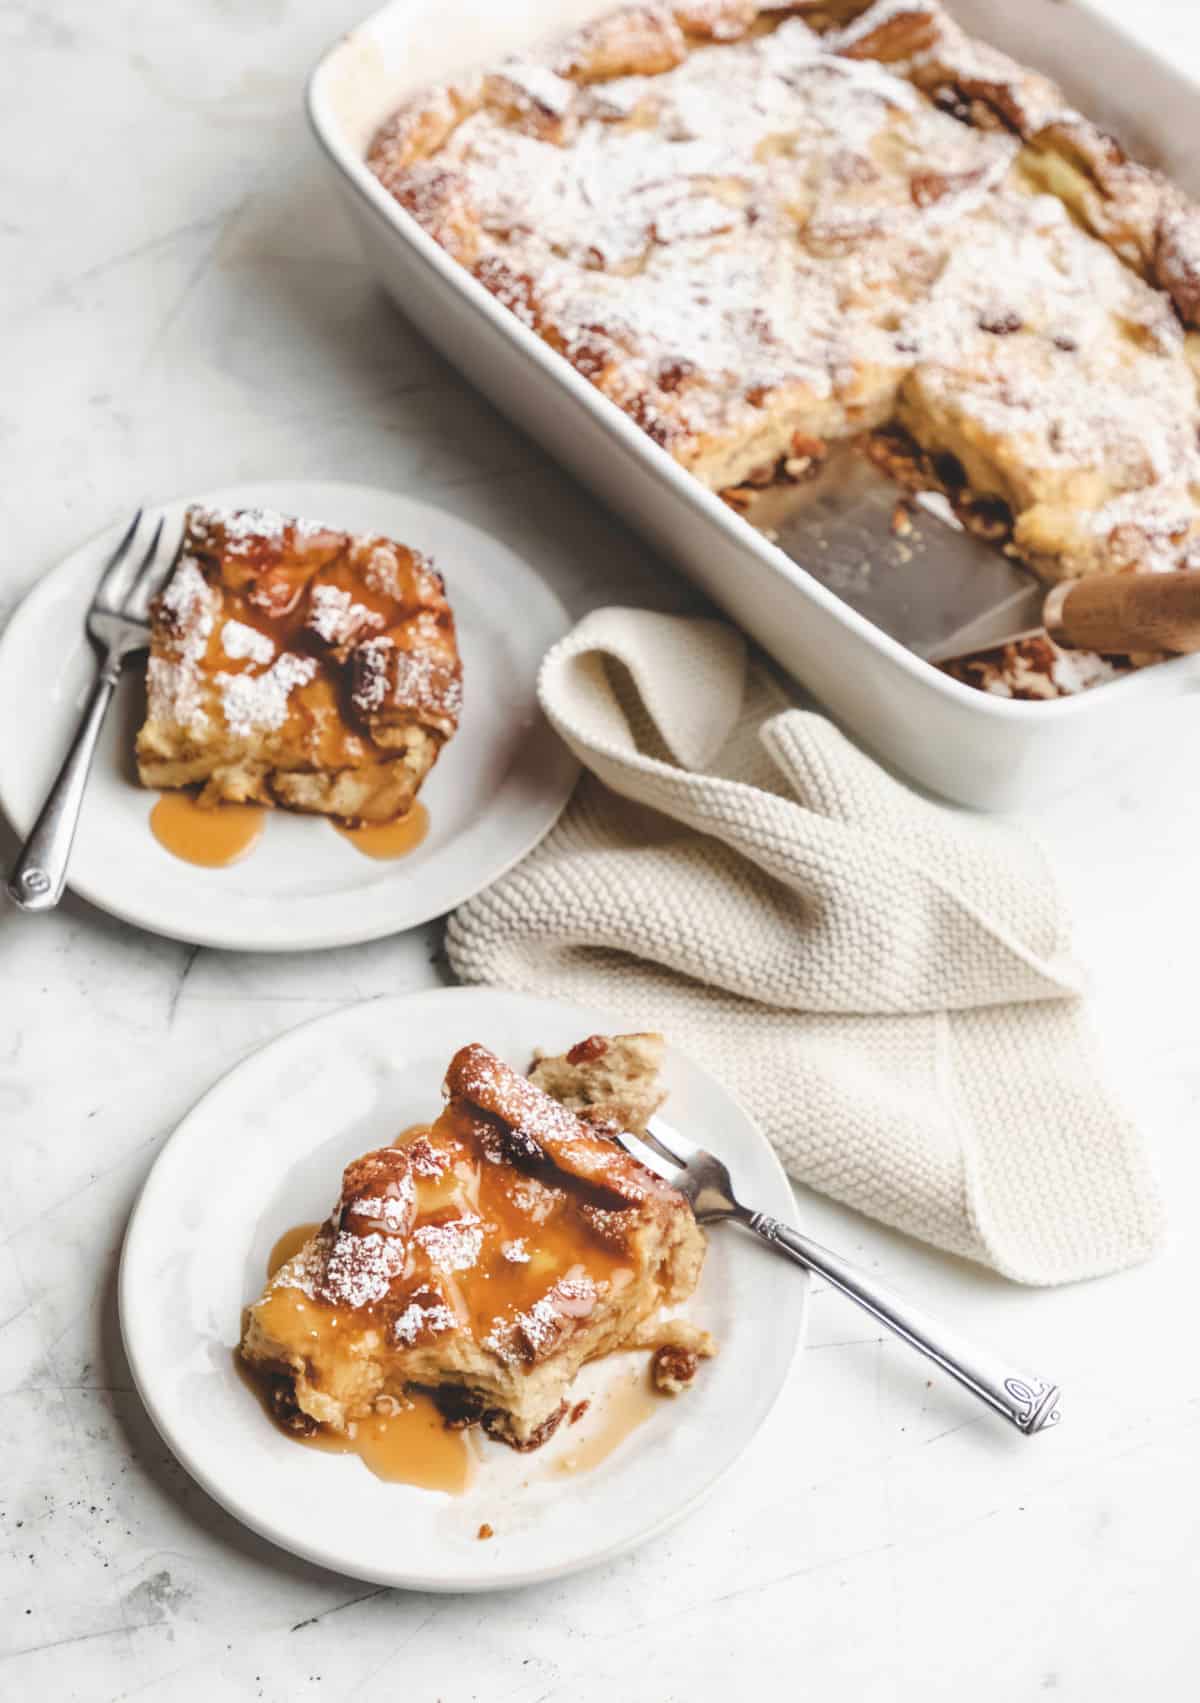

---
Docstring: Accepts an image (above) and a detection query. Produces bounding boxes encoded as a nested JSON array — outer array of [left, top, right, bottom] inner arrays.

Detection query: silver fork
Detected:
[[618, 1115, 1063, 1436], [7, 511, 171, 913]]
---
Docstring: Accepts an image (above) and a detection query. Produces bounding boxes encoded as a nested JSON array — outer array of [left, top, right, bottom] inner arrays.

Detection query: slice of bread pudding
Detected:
[[136, 504, 461, 823], [240, 1037, 712, 1452]]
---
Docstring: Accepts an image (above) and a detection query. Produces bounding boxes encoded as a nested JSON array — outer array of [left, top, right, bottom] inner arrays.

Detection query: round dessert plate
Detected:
[[119, 986, 809, 1593], [0, 480, 578, 950]]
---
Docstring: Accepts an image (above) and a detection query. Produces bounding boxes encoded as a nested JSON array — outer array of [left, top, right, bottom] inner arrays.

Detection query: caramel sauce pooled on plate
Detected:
[[333, 802, 429, 860], [393, 1123, 432, 1147], [555, 1368, 661, 1476], [235, 1350, 475, 1494], [150, 791, 429, 867], [243, 1219, 476, 1494], [150, 791, 265, 867], [296, 1390, 476, 1492]]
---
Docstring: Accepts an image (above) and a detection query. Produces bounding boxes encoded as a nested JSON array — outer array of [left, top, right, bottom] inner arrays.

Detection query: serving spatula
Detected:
[[751, 450, 1200, 665]]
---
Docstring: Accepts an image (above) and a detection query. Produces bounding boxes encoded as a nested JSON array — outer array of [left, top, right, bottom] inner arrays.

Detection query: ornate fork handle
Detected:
[[745, 1211, 1062, 1435], [7, 655, 121, 913]]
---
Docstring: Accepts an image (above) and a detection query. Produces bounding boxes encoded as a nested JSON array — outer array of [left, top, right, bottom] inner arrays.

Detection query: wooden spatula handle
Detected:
[[1045, 571, 1200, 655]]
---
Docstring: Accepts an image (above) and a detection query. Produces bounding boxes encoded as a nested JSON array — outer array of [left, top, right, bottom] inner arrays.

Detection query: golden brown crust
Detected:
[[1155, 200, 1200, 326], [444, 1042, 662, 1205], [841, 1, 1200, 330], [1018, 119, 1164, 278], [553, 4, 688, 81], [336, 1147, 417, 1241], [831, 1, 940, 63], [887, 15, 1066, 136], [672, 1, 759, 42], [368, 76, 483, 170]]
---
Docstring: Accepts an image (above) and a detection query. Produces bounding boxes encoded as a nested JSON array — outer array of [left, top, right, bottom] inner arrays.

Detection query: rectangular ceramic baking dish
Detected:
[[307, 0, 1200, 810]]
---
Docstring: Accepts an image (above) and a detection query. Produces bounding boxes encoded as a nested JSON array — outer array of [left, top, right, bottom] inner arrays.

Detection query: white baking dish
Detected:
[[307, 0, 1200, 810]]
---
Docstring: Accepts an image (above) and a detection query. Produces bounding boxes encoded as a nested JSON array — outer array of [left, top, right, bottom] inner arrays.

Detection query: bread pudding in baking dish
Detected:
[[240, 1035, 713, 1454], [368, 0, 1200, 599], [136, 504, 461, 823]]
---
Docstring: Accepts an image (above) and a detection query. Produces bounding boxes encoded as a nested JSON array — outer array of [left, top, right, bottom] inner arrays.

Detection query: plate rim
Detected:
[[118, 985, 809, 1592], [0, 480, 580, 952]]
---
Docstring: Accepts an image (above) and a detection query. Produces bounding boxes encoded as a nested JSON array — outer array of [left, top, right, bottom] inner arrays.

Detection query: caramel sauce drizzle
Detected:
[[267, 1222, 321, 1280], [293, 1393, 476, 1492], [149, 790, 265, 868], [235, 1347, 475, 1494], [197, 528, 450, 772], [555, 1367, 661, 1476], [334, 802, 429, 860], [149, 795, 428, 866]]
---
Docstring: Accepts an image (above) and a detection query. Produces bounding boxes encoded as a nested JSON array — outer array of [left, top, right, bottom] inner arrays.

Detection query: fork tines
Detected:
[[614, 1122, 682, 1185], [95, 510, 169, 619], [645, 1114, 700, 1163]]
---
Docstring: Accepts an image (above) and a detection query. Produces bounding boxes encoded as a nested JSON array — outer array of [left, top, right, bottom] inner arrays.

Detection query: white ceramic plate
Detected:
[[119, 987, 808, 1592], [0, 481, 578, 951]]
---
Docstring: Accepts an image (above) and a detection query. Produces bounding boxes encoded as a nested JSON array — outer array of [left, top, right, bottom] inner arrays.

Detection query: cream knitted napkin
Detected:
[[447, 608, 1164, 1283]]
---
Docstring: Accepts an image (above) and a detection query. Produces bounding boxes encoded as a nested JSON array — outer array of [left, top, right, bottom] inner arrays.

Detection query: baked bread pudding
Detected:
[[136, 504, 462, 822], [368, 0, 1200, 689], [240, 1036, 713, 1453], [528, 1030, 668, 1134]]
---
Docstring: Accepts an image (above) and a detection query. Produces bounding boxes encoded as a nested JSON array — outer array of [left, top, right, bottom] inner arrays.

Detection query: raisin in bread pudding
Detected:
[[368, 1, 1200, 592], [136, 504, 461, 822], [239, 1037, 712, 1452], [528, 1031, 667, 1134]]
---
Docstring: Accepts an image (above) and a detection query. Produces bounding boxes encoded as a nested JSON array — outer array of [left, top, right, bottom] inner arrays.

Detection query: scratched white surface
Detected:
[[2, 2, 1199, 1698]]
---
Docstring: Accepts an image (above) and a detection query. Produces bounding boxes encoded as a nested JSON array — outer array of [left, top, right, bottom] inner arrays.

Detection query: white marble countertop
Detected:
[[3, 3, 1200, 1698]]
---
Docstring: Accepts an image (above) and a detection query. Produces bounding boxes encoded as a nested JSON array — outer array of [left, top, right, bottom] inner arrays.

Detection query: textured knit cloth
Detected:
[[447, 609, 1164, 1283]]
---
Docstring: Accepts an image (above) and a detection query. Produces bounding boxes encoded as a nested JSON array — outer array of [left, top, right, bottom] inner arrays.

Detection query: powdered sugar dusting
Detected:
[[407, 1137, 448, 1179], [413, 1214, 484, 1273], [274, 1227, 407, 1309], [450, 1045, 602, 1156], [484, 1297, 561, 1365], [349, 636, 392, 713], [373, 0, 1200, 579], [220, 619, 276, 664], [159, 555, 212, 628], [306, 582, 385, 646], [378, 13, 1016, 477], [492, 56, 575, 117], [390, 649, 463, 721], [191, 504, 285, 555], [391, 1295, 457, 1346], [483, 1274, 599, 1366], [350, 637, 463, 730], [347, 1193, 413, 1235], [190, 504, 333, 555], [317, 1230, 408, 1308], [145, 556, 219, 733], [900, 187, 1200, 574], [216, 652, 317, 738]]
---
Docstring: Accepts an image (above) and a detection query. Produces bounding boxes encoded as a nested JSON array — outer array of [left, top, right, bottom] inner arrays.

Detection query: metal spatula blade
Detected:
[[754, 451, 1043, 663]]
